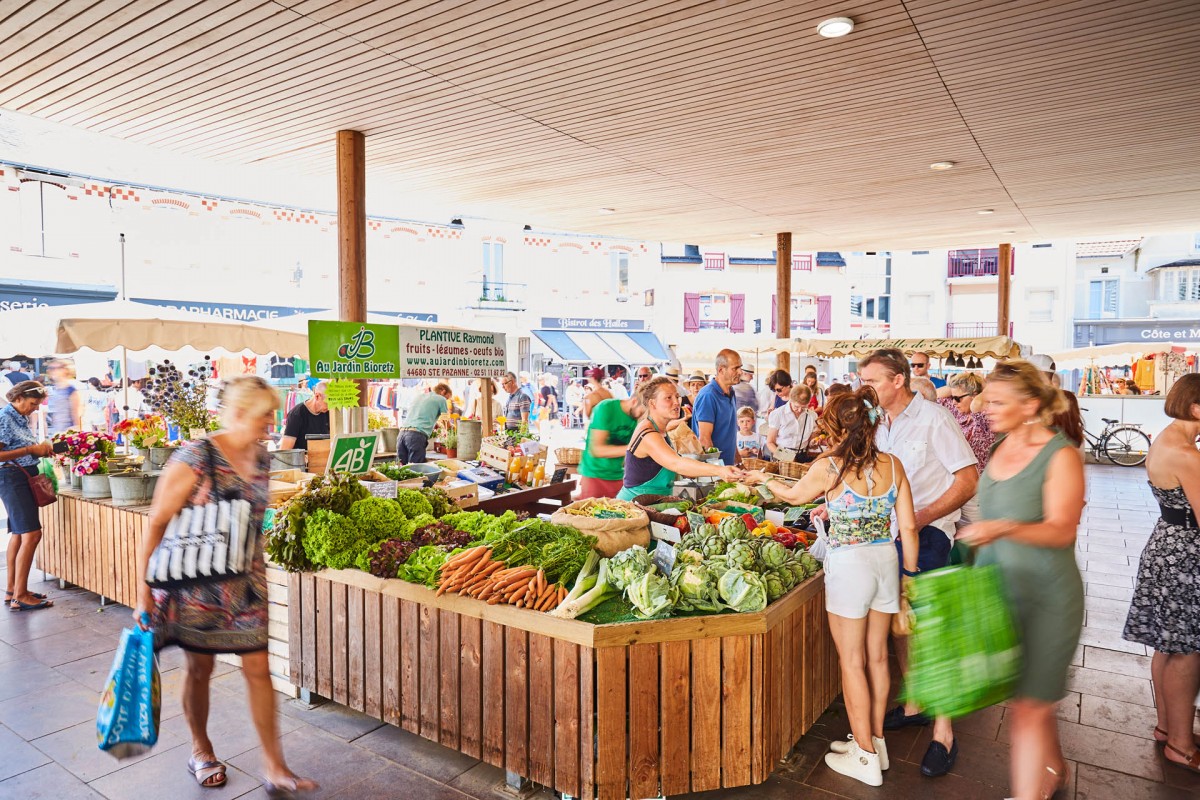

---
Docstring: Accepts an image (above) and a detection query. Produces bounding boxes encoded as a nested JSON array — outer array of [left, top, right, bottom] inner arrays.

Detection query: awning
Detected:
[[794, 335, 1028, 359], [1049, 341, 1200, 368], [531, 330, 671, 365]]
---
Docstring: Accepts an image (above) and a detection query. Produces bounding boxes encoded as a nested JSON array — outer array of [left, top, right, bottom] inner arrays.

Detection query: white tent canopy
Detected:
[[1048, 341, 1200, 369]]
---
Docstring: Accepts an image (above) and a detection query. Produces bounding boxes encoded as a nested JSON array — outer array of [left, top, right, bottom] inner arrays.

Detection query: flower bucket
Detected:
[[378, 427, 400, 453], [270, 449, 307, 471], [147, 447, 175, 471], [130, 446, 148, 459], [109, 473, 158, 506], [81, 473, 111, 499]]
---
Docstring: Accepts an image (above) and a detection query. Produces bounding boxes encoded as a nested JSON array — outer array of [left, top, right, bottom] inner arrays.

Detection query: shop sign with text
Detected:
[[309, 321, 401, 379], [538, 317, 646, 330], [399, 325, 506, 379]]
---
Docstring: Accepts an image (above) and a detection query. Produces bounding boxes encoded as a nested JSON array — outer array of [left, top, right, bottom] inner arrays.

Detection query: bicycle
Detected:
[[1080, 410, 1151, 466]]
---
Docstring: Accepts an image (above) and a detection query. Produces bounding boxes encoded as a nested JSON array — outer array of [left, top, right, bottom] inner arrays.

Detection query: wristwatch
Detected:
[[901, 567, 920, 577]]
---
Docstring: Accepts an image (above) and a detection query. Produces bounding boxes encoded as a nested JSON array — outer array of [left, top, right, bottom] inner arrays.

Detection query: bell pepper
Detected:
[[674, 516, 690, 533]]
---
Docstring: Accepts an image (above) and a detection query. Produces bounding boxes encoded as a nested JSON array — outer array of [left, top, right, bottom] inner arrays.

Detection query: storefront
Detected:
[[0, 279, 117, 316], [1073, 319, 1200, 347], [530, 317, 671, 378]]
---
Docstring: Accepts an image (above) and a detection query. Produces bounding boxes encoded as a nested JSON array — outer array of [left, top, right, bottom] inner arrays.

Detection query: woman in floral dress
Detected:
[[135, 377, 317, 797]]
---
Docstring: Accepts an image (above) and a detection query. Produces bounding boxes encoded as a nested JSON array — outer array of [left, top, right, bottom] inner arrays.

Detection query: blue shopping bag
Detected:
[[97, 615, 161, 759]]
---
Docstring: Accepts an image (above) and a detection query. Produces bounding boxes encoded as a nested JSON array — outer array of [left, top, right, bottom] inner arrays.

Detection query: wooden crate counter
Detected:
[[476, 479, 577, 517], [38, 489, 298, 696], [289, 565, 839, 800]]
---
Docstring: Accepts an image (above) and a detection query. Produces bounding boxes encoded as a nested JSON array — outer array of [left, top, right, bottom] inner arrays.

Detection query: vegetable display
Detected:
[[436, 546, 569, 611], [268, 471, 370, 572], [375, 463, 422, 481]]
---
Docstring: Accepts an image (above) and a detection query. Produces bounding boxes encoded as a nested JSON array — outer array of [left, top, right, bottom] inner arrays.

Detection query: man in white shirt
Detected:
[[858, 347, 977, 779]]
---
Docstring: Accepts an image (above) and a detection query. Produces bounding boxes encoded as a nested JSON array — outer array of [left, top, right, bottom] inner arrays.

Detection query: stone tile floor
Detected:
[[2, 463, 1199, 798]]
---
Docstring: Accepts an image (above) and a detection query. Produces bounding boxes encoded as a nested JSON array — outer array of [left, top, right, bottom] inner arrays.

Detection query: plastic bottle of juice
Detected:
[[508, 454, 523, 484], [522, 455, 537, 485], [532, 459, 545, 487]]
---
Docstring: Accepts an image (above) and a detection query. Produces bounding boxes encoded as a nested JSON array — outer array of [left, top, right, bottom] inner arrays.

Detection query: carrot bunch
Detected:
[[435, 545, 568, 611]]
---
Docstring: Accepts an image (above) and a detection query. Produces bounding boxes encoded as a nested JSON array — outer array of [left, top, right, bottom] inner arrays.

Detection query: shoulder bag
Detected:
[[144, 440, 256, 589], [5, 462, 57, 507]]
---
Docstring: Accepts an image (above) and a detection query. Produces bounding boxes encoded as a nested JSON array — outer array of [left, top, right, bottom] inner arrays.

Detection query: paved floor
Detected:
[[2, 463, 1199, 799]]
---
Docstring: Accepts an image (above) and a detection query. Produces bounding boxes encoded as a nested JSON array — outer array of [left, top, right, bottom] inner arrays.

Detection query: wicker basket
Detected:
[[555, 447, 583, 466], [741, 458, 777, 474], [777, 461, 810, 479]]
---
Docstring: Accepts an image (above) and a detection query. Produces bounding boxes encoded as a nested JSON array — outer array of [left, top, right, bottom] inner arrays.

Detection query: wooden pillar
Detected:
[[337, 130, 368, 433], [480, 378, 494, 437], [997, 242, 1012, 339], [776, 232, 792, 373]]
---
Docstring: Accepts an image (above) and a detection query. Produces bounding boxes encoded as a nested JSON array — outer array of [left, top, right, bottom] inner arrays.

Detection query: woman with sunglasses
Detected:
[[0, 381, 55, 611]]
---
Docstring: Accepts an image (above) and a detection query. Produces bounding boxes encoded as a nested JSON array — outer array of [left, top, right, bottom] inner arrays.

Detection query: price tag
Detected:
[[653, 542, 677, 576], [364, 479, 398, 499], [550, 467, 568, 484], [775, 447, 798, 463], [261, 506, 276, 535], [325, 379, 361, 410], [650, 521, 682, 544], [327, 432, 380, 474], [784, 505, 816, 525], [687, 511, 706, 531]]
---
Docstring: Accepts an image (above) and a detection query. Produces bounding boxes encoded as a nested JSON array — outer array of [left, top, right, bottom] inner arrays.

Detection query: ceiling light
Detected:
[[977, 209, 994, 215], [599, 207, 616, 215], [929, 161, 955, 171], [817, 16, 855, 37]]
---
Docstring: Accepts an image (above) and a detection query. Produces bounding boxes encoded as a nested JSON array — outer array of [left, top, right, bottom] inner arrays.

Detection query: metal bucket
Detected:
[[80, 474, 111, 499], [109, 473, 158, 506], [270, 449, 307, 471], [457, 419, 482, 461], [377, 428, 399, 453], [147, 447, 176, 471]]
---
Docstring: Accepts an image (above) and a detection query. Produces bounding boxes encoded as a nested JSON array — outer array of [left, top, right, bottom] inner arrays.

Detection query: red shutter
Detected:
[[729, 293, 745, 333], [816, 295, 832, 333], [771, 294, 777, 333], [683, 293, 700, 332]]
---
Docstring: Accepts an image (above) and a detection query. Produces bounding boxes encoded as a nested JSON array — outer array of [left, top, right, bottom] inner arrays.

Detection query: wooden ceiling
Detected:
[[1, 0, 1198, 249]]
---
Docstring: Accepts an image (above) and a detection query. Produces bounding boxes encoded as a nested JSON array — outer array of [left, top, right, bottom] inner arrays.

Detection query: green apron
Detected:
[[617, 421, 677, 502]]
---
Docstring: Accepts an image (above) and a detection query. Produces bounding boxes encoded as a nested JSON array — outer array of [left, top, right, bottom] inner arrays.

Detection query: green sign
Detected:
[[325, 379, 361, 409], [309, 321, 401, 379], [326, 433, 380, 475]]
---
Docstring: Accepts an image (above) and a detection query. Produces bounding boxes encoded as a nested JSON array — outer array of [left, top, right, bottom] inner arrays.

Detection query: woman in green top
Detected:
[[959, 360, 1084, 800], [579, 395, 643, 499], [617, 377, 741, 502]]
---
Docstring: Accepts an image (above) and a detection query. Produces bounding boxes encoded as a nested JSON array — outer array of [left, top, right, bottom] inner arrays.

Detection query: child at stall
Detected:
[[736, 405, 766, 461]]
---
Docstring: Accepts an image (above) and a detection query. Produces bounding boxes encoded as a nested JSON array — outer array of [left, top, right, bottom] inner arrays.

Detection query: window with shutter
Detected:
[[683, 293, 701, 332], [816, 295, 832, 333], [730, 294, 745, 333]]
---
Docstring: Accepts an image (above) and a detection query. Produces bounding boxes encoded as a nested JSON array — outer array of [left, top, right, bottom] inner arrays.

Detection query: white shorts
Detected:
[[823, 543, 900, 619]]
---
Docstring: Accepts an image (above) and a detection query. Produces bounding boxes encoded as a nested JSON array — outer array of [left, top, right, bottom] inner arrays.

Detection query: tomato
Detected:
[[674, 516, 690, 532]]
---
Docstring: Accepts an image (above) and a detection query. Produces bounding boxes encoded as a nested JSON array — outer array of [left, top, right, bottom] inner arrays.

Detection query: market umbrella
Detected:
[[793, 335, 1028, 360], [1047, 341, 1200, 369]]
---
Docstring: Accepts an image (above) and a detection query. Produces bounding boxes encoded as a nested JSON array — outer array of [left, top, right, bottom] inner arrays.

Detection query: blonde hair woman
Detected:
[[959, 360, 1082, 800], [135, 376, 317, 796]]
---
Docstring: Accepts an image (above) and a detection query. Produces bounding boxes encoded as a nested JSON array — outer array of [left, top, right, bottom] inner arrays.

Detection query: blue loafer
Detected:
[[883, 705, 931, 730], [920, 739, 958, 777]]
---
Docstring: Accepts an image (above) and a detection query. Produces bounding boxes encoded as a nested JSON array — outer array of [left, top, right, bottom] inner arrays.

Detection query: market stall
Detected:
[[794, 334, 1028, 361]]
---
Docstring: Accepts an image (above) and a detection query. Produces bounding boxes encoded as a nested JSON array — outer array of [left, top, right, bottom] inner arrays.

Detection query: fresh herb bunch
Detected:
[[267, 471, 369, 572], [143, 358, 217, 435]]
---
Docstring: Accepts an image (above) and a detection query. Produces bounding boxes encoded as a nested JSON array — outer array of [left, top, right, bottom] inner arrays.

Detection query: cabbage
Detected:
[[671, 561, 722, 613], [607, 545, 655, 591], [718, 568, 768, 613], [759, 541, 789, 570], [626, 571, 675, 619]]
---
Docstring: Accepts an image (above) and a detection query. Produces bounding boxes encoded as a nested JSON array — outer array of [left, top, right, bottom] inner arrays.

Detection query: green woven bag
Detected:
[[901, 564, 1021, 718]]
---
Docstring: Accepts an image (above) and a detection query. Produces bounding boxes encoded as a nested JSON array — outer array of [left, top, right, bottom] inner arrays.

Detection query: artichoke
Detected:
[[773, 566, 796, 591], [800, 552, 820, 575], [759, 541, 789, 570], [719, 516, 750, 541], [726, 540, 757, 572], [764, 571, 786, 602], [679, 533, 705, 552], [695, 523, 718, 539], [701, 535, 727, 558], [717, 568, 768, 613], [787, 560, 809, 584]]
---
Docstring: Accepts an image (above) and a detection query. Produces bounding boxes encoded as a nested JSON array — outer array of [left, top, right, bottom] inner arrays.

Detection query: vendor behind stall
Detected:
[[617, 377, 742, 501], [278, 381, 329, 450], [578, 394, 644, 500], [692, 349, 742, 465], [398, 383, 453, 464]]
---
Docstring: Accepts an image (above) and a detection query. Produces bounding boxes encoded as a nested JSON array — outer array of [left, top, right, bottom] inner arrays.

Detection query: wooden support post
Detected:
[[997, 242, 1012, 339], [776, 233, 792, 374], [337, 130, 368, 429], [480, 378, 494, 437]]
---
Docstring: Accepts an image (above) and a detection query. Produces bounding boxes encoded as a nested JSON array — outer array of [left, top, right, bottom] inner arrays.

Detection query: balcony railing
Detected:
[[468, 280, 527, 309], [947, 248, 1008, 278], [946, 322, 1014, 338]]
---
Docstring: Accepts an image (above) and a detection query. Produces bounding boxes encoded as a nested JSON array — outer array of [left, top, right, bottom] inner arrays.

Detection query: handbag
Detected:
[[97, 616, 161, 758], [144, 441, 256, 589], [6, 462, 56, 507]]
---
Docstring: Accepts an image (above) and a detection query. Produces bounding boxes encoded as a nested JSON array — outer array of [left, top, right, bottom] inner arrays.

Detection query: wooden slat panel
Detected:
[[658, 639, 690, 796], [690, 636, 721, 792], [721, 635, 752, 787], [347, 584, 365, 713], [552, 638, 580, 798], [595, 646, 626, 800], [751, 632, 766, 783], [504, 626, 529, 779], [315, 576, 333, 698], [627, 642, 659, 800], [300, 573, 316, 690], [288, 572, 303, 684], [481, 620, 505, 768], [331, 581, 348, 705], [381, 594, 401, 726], [438, 608, 460, 749], [363, 588, 382, 719], [527, 632, 554, 788], [419, 603, 440, 740], [400, 599, 420, 733], [579, 645, 596, 800], [459, 614, 483, 760]]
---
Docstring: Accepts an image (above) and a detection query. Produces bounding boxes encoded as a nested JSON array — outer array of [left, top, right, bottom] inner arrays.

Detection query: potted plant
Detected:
[[74, 449, 114, 498], [441, 425, 459, 459], [142, 359, 218, 442]]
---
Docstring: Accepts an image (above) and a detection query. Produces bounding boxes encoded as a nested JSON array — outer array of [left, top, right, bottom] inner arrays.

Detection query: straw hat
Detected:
[[687, 371, 707, 384], [664, 366, 682, 379]]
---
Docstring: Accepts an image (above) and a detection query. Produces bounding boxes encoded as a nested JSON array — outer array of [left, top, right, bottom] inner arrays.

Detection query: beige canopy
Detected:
[[1048, 341, 1200, 369], [793, 335, 1028, 360], [0, 300, 308, 356]]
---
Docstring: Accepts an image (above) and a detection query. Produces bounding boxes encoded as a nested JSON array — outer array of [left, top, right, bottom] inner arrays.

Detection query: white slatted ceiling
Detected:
[[0, 0, 1196, 249]]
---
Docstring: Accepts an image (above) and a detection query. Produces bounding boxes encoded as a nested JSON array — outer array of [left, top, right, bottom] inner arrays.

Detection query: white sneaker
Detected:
[[829, 734, 889, 770], [824, 740, 883, 787]]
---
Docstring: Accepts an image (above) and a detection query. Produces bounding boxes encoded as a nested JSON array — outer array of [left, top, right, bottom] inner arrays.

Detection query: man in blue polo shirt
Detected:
[[692, 348, 741, 465]]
